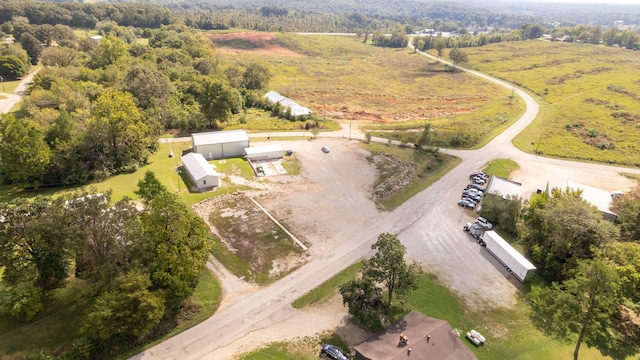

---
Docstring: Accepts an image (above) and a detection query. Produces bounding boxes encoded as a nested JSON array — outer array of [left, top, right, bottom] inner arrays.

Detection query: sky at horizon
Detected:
[[489, 0, 640, 4]]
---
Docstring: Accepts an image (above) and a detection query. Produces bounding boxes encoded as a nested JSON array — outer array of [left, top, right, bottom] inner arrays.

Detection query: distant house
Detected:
[[354, 311, 477, 360], [545, 180, 618, 222], [264, 91, 313, 119], [89, 35, 103, 42], [485, 176, 522, 200], [181, 152, 219, 190], [191, 130, 250, 160]]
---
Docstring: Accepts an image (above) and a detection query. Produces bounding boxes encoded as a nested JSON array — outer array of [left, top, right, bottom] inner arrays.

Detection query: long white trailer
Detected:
[[481, 231, 536, 282]]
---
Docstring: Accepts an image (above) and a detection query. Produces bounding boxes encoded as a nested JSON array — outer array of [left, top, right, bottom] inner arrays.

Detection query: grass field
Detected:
[[213, 33, 524, 147], [459, 41, 640, 166]]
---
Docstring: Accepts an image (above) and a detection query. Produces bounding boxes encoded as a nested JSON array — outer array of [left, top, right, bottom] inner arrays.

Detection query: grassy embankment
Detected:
[[482, 158, 520, 178], [456, 41, 640, 166], [243, 270, 628, 360]]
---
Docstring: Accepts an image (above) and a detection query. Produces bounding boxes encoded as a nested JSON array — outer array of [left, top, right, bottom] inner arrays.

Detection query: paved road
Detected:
[[0, 69, 40, 114], [140, 44, 640, 360]]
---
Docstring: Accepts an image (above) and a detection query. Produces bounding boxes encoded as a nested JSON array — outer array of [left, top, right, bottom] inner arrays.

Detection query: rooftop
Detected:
[[181, 152, 217, 181], [192, 129, 249, 146], [354, 311, 477, 360], [546, 180, 616, 217], [244, 144, 284, 155]]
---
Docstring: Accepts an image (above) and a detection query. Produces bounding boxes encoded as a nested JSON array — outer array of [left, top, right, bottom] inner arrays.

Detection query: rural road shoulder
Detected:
[[0, 68, 40, 115]]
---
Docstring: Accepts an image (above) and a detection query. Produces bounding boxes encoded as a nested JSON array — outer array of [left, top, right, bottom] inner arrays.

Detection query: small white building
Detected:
[[90, 35, 103, 42], [192, 129, 250, 160], [545, 180, 617, 222], [181, 152, 219, 190], [486, 176, 522, 200], [244, 144, 284, 161], [264, 91, 313, 118]]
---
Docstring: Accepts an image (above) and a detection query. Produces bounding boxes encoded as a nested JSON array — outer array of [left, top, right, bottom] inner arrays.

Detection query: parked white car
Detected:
[[475, 217, 493, 230]]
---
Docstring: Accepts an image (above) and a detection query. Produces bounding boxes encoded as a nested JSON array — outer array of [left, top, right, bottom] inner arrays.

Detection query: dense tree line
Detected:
[[0, 173, 212, 358], [0, 25, 272, 189]]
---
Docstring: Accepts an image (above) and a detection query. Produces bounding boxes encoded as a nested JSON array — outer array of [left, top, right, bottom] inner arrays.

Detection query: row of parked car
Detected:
[[457, 170, 490, 210]]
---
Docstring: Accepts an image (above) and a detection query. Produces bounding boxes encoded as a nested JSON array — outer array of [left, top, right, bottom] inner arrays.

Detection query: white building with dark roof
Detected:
[[181, 152, 219, 190], [191, 129, 250, 160]]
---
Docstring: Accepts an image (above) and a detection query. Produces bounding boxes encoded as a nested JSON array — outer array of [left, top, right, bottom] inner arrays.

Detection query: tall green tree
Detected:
[[448, 48, 468, 65], [0, 54, 28, 79], [414, 123, 431, 150], [241, 62, 271, 90], [0, 115, 51, 188], [0, 196, 71, 289], [90, 34, 128, 69], [83, 270, 165, 342], [85, 90, 154, 175], [521, 190, 618, 281], [197, 75, 242, 128], [340, 276, 385, 329], [365, 233, 420, 308], [529, 259, 624, 360], [18, 32, 42, 65], [125, 63, 174, 109], [134, 172, 212, 308]]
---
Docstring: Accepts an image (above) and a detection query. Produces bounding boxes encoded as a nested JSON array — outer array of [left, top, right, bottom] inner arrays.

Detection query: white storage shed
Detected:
[[244, 144, 284, 161], [181, 153, 219, 189], [263, 91, 313, 118], [192, 130, 250, 160]]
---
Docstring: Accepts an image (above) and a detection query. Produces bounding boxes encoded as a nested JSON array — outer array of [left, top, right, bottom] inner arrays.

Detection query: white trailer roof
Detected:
[[263, 91, 313, 116], [484, 231, 536, 270], [192, 130, 249, 146], [181, 152, 218, 181], [244, 144, 284, 156]]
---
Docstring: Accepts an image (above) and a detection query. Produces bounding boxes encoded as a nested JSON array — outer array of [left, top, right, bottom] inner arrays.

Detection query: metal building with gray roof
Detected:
[[191, 130, 250, 160]]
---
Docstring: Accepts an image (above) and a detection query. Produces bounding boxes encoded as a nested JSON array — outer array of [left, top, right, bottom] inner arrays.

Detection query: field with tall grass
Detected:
[[459, 41, 640, 166], [213, 33, 524, 147]]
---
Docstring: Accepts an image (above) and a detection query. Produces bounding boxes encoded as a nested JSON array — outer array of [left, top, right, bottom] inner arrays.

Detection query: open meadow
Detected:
[[210, 32, 525, 147], [459, 41, 640, 166]]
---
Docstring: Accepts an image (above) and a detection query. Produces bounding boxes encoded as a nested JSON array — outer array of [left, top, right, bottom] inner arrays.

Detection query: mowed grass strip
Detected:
[[292, 262, 363, 309], [463, 41, 640, 166], [482, 159, 520, 178]]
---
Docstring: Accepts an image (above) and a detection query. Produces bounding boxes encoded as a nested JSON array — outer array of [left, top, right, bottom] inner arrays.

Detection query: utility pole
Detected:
[[349, 120, 352, 139]]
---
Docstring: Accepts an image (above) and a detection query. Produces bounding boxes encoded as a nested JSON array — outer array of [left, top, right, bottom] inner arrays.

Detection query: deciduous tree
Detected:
[[365, 233, 420, 308], [197, 75, 242, 128], [0, 115, 51, 188], [448, 47, 468, 65], [134, 172, 212, 308]]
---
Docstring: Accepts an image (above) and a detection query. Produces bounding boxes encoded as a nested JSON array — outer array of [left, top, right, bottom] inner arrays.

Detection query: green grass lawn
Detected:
[[482, 159, 520, 178], [461, 41, 640, 166], [292, 262, 363, 309]]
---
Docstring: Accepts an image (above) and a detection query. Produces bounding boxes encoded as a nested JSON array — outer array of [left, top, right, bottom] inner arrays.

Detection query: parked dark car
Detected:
[[320, 344, 349, 360]]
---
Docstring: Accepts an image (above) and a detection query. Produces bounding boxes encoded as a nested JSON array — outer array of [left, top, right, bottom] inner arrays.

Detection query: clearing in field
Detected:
[[205, 32, 301, 57]]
